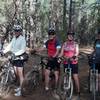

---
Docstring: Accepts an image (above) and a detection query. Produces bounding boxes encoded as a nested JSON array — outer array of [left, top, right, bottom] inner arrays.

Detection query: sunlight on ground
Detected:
[[80, 46, 93, 54]]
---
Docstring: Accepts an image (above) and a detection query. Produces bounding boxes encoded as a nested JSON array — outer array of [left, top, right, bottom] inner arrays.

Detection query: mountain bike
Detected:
[[0, 53, 16, 96], [88, 55, 98, 100], [61, 58, 73, 100]]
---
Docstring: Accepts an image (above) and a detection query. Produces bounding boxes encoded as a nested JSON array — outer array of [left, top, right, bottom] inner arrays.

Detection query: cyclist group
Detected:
[[1, 24, 100, 97]]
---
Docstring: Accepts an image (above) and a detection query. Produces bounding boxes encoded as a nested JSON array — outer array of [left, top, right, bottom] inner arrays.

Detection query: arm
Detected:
[[73, 43, 79, 61], [31, 43, 47, 56], [75, 43, 79, 56], [53, 39, 61, 57], [3, 39, 13, 54], [58, 44, 64, 57]]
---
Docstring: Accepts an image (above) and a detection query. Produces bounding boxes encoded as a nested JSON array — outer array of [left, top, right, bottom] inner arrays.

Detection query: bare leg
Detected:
[[17, 67, 24, 87], [44, 69, 50, 89], [54, 71, 59, 89], [73, 74, 80, 93], [14, 66, 19, 85]]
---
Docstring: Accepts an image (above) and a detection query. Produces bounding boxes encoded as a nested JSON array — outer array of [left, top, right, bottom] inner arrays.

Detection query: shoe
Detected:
[[14, 87, 21, 92], [14, 90, 21, 96], [45, 87, 49, 91]]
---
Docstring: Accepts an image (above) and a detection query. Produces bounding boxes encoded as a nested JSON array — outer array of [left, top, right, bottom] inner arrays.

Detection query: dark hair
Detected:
[[48, 29, 56, 35]]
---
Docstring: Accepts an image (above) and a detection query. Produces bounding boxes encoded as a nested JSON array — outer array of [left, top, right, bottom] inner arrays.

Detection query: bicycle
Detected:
[[88, 54, 98, 100], [0, 53, 16, 96], [60, 58, 73, 100]]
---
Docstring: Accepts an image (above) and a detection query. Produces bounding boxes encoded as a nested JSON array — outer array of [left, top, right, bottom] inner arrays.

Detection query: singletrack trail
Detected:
[[0, 47, 100, 100]]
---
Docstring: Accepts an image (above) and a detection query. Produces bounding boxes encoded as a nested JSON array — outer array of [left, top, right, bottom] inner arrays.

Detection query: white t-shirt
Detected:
[[3, 35, 26, 56]]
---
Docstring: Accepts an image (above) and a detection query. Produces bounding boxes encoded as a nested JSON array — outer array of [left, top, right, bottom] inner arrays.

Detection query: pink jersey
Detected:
[[63, 40, 78, 64]]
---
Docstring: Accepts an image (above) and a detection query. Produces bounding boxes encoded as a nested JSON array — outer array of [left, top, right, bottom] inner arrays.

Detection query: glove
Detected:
[[57, 57, 63, 63]]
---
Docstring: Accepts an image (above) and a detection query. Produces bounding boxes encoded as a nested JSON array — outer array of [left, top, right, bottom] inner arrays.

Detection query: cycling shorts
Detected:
[[12, 60, 24, 67], [46, 57, 60, 71], [63, 63, 78, 74]]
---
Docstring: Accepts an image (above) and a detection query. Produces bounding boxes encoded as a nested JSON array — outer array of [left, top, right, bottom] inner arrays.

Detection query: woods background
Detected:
[[0, 0, 100, 47]]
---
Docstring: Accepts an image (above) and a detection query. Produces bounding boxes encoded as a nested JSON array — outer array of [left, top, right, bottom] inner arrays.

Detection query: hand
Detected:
[[57, 57, 62, 63], [29, 48, 37, 54], [71, 56, 78, 61]]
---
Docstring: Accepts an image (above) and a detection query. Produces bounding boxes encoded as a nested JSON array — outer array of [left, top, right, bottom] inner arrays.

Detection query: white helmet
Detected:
[[13, 25, 22, 32]]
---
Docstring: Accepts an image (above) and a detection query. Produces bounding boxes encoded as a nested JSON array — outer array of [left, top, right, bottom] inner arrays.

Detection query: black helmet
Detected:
[[48, 29, 56, 35], [67, 32, 75, 36], [13, 25, 22, 32]]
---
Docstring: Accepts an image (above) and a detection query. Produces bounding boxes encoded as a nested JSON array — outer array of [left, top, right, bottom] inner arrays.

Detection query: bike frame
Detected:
[[62, 59, 73, 100], [0, 60, 15, 85], [0, 56, 16, 96], [89, 60, 98, 100]]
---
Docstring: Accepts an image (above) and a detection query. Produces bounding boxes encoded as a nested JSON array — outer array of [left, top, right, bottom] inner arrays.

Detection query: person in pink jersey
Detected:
[[59, 32, 80, 95]]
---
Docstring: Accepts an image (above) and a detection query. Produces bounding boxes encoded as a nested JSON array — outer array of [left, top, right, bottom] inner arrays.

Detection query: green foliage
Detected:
[[0, 0, 100, 46]]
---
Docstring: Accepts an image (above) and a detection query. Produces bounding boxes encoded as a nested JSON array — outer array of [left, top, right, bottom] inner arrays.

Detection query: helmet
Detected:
[[48, 29, 56, 35], [67, 32, 75, 36], [13, 25, 22, 32]]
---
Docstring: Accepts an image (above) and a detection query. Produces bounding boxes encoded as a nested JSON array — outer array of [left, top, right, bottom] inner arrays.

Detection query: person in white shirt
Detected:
[[3, 25, 26, 96]]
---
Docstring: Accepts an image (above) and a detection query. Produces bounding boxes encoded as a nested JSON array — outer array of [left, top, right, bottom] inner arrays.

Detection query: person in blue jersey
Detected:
[[94, 30, 100, 73], [89, 30, 100, 91]]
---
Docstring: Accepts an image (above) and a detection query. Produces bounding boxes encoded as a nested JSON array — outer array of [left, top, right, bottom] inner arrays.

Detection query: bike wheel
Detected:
[[89, 69, 92, 92], [92, 74, 96, 100], [0, 73, 10, 97], [0, 83, 10, 97], [8, 70, 16, 84], [0, 72, 8, 85], [62, 74, 73, 100]]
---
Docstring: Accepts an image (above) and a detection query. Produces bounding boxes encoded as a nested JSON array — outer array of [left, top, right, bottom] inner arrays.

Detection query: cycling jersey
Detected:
[[63, 40, 78, 64], [94, 39, 100, 63], [45, 37, 61, 57]]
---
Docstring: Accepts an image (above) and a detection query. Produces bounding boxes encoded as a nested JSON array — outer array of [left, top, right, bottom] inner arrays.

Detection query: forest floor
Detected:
[[0, 46, 100, 100]]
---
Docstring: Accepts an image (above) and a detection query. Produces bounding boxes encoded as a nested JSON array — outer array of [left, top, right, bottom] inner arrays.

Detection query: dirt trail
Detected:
[[0, 47, 100, 100]]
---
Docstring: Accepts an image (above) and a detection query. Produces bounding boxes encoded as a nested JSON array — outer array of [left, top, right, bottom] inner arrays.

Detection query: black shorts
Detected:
[[12, 60, 24, 67], [46, 57, 60, 71], [64, 63, 78, 74]]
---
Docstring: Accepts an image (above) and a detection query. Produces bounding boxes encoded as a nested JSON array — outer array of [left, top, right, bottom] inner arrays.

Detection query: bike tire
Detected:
[[0, 73, 10, 97], [89, 69, 92, 92], [62, 74, 73, 100], [0, 72, 8, 85], [8, 70, 16, 84], [92, 73, 96, 100]]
